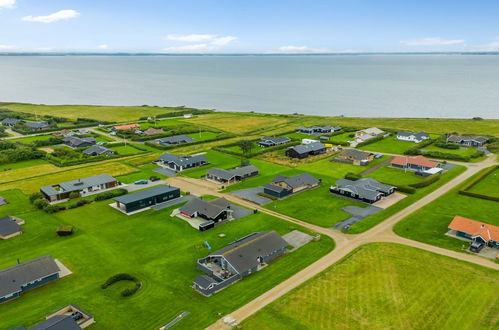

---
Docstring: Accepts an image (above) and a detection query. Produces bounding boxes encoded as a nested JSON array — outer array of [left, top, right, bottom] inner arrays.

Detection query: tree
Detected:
[[237, 140, 253, 157]]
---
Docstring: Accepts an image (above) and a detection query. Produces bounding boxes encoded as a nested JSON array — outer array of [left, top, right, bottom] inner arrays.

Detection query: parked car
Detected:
[[149, 176, 160, 182], [374, 154, 383, 159], [134, 180, 149, 185], [469, 241, 485, 253]]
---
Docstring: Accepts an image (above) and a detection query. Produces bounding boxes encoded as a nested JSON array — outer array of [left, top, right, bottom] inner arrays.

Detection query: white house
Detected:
[[396, 131, 430, 143]]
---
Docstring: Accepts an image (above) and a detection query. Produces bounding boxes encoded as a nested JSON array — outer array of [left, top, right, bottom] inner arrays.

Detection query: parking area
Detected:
[[230, 187, 272, 205], [373, 192, 406, 209], [333, 205, 383, 230], [153, 167, 177, 177], [125, 180, 165, 192], [283, 230, 314, 251]]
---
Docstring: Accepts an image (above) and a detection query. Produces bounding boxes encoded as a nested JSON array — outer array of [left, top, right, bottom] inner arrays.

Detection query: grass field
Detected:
[[0, 161, 137, 193], [365, 166, 424, 186], [187, 113, 292, 134], [469, 168, 499, 198], [422, 144, 478, 157], [394, 166, 499, 251], [116, 163, 164, 184], [242, 243, 499, 330], [0, 190, 333, 330], [0, 103, 192, 122], [187, 131, 219, 141], [256, 149, 338, 167], [139, 119, 186, 129], [358, 137, 421, 154], [329, 132, 352, 144], [264, 184, 366, 227], [109, 144, 145, 155], [10, 134, 55, 144], [0, 159, 49, 171]]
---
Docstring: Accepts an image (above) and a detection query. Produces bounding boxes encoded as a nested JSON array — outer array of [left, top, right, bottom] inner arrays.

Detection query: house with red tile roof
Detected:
[[447, 216, 499, 248], [391, 155, 439, 171], [113, 123, 140, 131]]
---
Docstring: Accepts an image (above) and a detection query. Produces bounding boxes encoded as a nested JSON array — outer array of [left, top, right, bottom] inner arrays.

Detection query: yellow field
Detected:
[[0, 162, 137, 193], [0, 103, 184, 122], [187, 113, 293, 134]]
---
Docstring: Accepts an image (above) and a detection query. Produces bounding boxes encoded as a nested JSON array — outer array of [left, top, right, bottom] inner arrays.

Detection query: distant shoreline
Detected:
[[1, 52, 499, 56]]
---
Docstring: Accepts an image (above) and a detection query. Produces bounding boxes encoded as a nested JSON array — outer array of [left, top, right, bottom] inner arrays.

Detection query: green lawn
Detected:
[[468, 168, 499, 198], [220, 141, 260, 154], [139, 119, 186, 129], [91, 133, 114, 143], [365, 166, 424, 186], [109, 144, 145, 156], [358, 137, 421, 154], [11, 134, 55, 144], [0, 159, 49, 171], [264, 184, 366, 227], [422, 144, 478, 157], [116, 163, 163, 184], [394, 166, 499, 251], [282, 132, 314, 140], [0, 189, 334, 330], [187, 131, 219, 141], [329, 132, 352, 144], [180, 150, 242, 179], [242, 243, 499, 330], [0, 189, 35, 216], [349, 165, 466, 234]]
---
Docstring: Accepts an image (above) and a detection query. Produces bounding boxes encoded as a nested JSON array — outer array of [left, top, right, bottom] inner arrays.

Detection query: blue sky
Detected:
[[1, 0, 499, 53]]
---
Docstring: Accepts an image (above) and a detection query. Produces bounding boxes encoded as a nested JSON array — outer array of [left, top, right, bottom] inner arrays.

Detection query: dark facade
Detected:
[[113, 185, 180, 213], [263, 184, 292, 198], [41, 174, 119, 202], [285, 143, 326, 159]]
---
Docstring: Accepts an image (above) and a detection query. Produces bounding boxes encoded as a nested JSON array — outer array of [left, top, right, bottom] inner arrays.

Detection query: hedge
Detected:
[[458, 190, 499, 202], [101, 273, 142, 297], [355, 134, 385, 147], [409, 174, 440, 188], [457, 165, 499, 201], [394, 185, 417, 194], [94, 188, 128, 201], [214, 139, 300, 158], [344, 172, 361, 181]]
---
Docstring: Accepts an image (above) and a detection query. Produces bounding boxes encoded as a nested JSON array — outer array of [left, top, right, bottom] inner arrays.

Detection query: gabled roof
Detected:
[[397, 131, 429, 139], [271, 173, 319, 189], [0, 216, 22, 236], [207, 165, 259, 181], [41, 174, 117, 197], [154, 134, 195, 145], [179, 197, 231, 219], [210, 231, 287, 274], [391, 155, 438, 168], [335, 178, 394, 200], [288, 142, 326, 155], [30, 315, 80, 330], [448, 216, 499, 242], [447, 135, 488, 144], [340, 149, 372, 161], [260, 136, 291, 144], [1, 118, 21, 125], [0, 255, 60, 298], [113, 185, 179, 204], [82, 145, 115, 155], [159, 153, 207, 167], [356, 134, 374, 141], [358, 127, 384, 135], [63, 136, 96, 147], [25, 121, 48, 129]]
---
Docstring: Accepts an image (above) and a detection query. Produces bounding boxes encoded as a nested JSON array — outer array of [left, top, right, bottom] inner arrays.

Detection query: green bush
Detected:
[[44, 204, 65, 213], [356, 135, 385, 147], [94, 188, 128, 201], [33, 198, 49, 209], [101, 273, 142, 297], [434, 142, 460, 149], [409, 174, 440, 188], [458, 190, 499, 202], [394, 185, 416, 194], [344, 172, 361, 181], [29, 192, 43, 203]]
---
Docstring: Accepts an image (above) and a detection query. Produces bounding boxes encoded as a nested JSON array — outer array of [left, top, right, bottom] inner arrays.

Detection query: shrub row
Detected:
[[457, 165, 498, 202], [101, 273, 142, 297], [408, 174, 440, 188], [344, 172, 361, 181], [393, 185, 417, 194], [215, 139, 300, 158], [404, 139, 436, 155], [458, 190, 499, 202], [355, 134, 385, 147], [434, 141, 460, 149]]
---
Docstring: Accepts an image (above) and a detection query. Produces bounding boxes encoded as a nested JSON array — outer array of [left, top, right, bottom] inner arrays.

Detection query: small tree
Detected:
[[69, 191, 80, 200], [29, 192, 43, 203], [237, 140, 253, 157], [33, 198, 49, 210]]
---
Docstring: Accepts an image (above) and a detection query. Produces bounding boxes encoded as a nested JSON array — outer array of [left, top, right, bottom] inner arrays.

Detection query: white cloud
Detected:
[[274, 45, 331, 53], [208, 36, 238, 46], [0, 0, 15, 9], [162, 44, 216, 53], [403, 37, 464, 46], [0, 44, 16, 51], [166, 34, 217, 42], [98, 44, 109, 49], [35, 47, 54, 52], [22, 9, 80, 23]]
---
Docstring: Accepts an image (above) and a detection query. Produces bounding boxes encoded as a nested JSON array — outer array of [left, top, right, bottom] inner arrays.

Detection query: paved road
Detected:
[[167, 155, 499, 329]]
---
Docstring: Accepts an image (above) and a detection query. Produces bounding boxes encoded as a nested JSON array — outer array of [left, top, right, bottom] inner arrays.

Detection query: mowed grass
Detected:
[[187, 113, 292, 134], [469, 168, 499, 198], [0, 103, 189, 122], [394, 166, 499, 251], [264, 184, 366, 227], [0, 159, 49, 171], [365, 166, 424, 186], [109, 144, 145, 155], [10, 134, 55, 144], [0, 161, 137, 193], [422, 144, 478, 157], [139, 119, 186, 129], [180, 150, 242, 179], [187, 131, 219, 141], [116, 163, 164, 184], [358, 137, 421, 154], [329, 132, 352, 144], [242, 243, 499, 330], [0, 192, 333, 330]]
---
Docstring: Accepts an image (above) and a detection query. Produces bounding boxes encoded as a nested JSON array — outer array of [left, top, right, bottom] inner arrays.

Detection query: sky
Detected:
[[1, 0, 499, 53]]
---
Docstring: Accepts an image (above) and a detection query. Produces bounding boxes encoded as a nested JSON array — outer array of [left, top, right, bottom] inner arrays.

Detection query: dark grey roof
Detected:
[[260, 136, 291, 144], [288, 142, 325, 154], [63, 136, 96, 148], [82, 145, 115, 155], [30, 315, 80, 330], [179, 197, 231, 219], [159, 153, 207, 167], [263, 184, 287, 193], [212, 231, 287, 274], [194, 275, 218, 289], [397, 131, 429, 139], [0, 255, 60, 298], [40, 174, 117, 197], [335, 178, 394, 200], [113, 185, 179, 204], [154, 135, 195, 145], [208, 165, 259, 181], [0, 216, 23, 236], [447, 135, 488, 144], [271, 173, 319, 189], [340, 149, 372, 161], [25, 121, 48, 129], [1, 118, 21, 125]]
